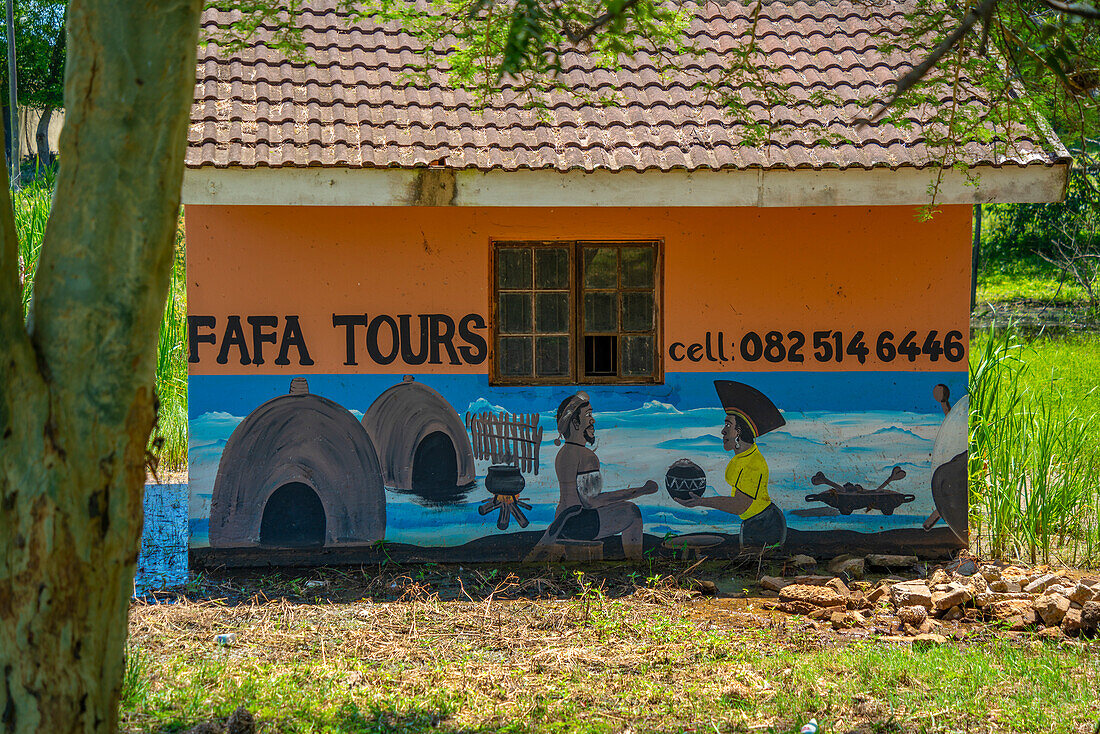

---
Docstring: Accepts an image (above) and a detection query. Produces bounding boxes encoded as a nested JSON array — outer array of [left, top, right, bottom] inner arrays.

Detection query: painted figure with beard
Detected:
[[529, 391, 657, 559]]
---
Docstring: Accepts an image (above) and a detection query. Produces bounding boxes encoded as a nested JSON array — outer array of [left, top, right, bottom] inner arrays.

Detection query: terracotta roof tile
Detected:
[[187, 0, 1069, 171]]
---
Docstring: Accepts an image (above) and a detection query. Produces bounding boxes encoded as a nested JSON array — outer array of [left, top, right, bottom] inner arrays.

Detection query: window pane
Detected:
[[536, 336, 570, 377], [498, 293, 532, 334], [584, 292, 617, 332], [621, 335, 654, 376], [535, 292, 569, 333], [535, 248, 569, 289], [584, 335, 617, 376], [497, 248, 532, 289], [621, 292, 653, 332], [583, 247, 617, 288], [621, 247, 654, 288], [498, 337, 532, 377]]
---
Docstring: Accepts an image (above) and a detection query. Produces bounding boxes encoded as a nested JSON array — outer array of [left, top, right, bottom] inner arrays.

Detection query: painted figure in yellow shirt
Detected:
[[672, 381, 788, 548]]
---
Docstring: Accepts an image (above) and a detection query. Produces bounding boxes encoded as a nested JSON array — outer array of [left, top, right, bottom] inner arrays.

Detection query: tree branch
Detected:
[[867, 0, 998, 122], [1036, 0, 1100, 19]]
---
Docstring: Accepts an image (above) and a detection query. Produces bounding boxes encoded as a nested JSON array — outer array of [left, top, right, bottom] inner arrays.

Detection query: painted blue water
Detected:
[[135, 483, 189, 594]]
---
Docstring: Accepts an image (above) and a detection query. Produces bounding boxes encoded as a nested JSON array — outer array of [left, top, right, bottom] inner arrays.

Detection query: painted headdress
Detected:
[[713, 380, 785, 440], [554, 391, 591, 445]]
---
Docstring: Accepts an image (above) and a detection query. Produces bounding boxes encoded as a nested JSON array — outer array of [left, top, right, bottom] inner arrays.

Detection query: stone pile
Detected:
[[758, 555, 1100, 640]]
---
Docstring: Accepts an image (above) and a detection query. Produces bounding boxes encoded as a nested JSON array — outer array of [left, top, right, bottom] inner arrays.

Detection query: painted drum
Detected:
[[665, 458, 707, 500], [485, 464, 526, 497]]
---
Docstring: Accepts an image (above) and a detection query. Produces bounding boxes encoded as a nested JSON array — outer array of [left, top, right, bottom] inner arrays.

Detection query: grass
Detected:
[[969, 329, 1100, 566], [121, 571, 1100, 734], [976, 258, 1091, 305]]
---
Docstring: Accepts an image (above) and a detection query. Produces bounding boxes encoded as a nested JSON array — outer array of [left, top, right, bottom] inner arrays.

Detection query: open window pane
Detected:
[[536, 336, 570, 376], [621, 247, 655, 288], [584, 335, 617, 376], [497, 248, 532, 290], [498, 337, 532, 376], [535, 248, 569, 289], [535, 292, 569, 333], [498, 293, 532, 334], [621, 292, 653, 332], [621, 335, 654, 376], [583, 248, 617, 288], [584, 292, 617, 332]]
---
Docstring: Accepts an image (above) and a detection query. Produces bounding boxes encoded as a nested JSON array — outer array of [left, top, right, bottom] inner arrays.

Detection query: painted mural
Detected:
[[189, 370, 968, 563], [185, 205, 974, 565]]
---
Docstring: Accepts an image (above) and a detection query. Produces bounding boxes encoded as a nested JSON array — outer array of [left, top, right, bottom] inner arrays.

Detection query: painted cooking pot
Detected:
[[485, 464, 525, 496], [665, 458, 707, 500]]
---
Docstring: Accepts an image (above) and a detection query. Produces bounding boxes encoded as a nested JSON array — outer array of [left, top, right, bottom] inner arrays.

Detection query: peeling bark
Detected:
[[0, 0, 202, 732]]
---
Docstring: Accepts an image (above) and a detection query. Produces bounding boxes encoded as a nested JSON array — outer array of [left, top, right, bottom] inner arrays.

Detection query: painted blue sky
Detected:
[[190, 370, 967, 419]]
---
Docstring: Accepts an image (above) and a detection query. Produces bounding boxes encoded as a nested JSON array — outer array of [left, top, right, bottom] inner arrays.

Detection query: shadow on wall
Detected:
[[208, 377, 386, 548], [362, 375, 477, 506]]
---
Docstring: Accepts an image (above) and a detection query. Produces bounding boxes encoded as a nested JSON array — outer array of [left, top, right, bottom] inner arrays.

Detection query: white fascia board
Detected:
[[182, 164, 1068, 207]]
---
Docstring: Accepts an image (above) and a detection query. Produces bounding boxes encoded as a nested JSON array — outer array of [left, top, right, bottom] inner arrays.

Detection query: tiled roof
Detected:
[[187, 1, 1069, 172]]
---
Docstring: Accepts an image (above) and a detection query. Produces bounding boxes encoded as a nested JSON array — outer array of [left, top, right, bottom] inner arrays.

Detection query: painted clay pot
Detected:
[[665, 458, 706, 500], [485, 464, 525, 497]]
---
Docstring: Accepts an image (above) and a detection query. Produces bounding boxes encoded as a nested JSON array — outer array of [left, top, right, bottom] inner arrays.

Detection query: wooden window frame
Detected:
[[489, 239, 664, 386]]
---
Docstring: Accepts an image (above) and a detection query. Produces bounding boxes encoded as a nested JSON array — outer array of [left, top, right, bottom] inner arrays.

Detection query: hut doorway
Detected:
[[411, 431, 459, 499], [260, 482, 326, 547]]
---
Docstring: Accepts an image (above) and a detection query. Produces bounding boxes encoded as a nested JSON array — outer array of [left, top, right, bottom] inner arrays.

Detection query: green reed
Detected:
[[13, 173, 189, 473], [969, 328, 1100, 566]]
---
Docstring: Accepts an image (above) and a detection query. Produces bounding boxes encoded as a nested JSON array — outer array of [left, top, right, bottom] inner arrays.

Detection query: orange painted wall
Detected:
[[186, 205, 971, 375]]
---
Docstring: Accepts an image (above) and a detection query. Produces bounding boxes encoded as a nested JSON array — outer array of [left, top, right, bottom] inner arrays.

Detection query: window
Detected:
[[491, 240, 662, 385]]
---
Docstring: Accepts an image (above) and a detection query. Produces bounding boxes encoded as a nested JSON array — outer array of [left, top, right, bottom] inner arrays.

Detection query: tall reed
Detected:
[[969, 329, 1100, 565], [12, 171, 189, 473]]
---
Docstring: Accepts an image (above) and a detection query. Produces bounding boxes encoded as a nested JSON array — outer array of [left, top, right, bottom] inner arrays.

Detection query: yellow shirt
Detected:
[[724, 444, 771, 520]]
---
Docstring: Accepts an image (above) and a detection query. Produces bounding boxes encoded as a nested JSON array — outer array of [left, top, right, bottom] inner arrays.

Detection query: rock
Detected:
[[1062, 608, 1084, 635], [947, 558, 978, 576], [929, 569, 950, 585], [693, 580, 718, 596], [809, 604, 847, 620], [1081, 577, 1100, 588], [941, 606, 965, 621], [759, 575, 790, 592], [965, 573, 989, 593], [867, 584, 890, 603], [931, 583, 972, 611], [990, 580, 1008, 593], [1033, 593, 1071, 627], [972, 591, 994, 608], [778, 600, 817, 616], [897, 605, 928, 627], [891, 581, 933, 609], [1024, 573, 1059, 594], [910, 633, 948, 645], [1081, 601, 1100, 635], [1069, 582, 1097, 605], [780, 584, 847, 608], [226, 707, 256, 734], [825, 577, 851, 597], [792, 575, 834, 586], [1004, 581, 1023, 593], [828, 556, 866, 579], [185, 723, 223, 734], [865, 554, 918, 569], [789, 554, 817, 568], [979, 564, 1003, 582], [1037, 626, 1064, 641], [990, 599, 1034, 623]]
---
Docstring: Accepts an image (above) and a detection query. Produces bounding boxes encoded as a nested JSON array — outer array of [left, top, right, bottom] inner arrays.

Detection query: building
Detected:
[[182, 0, 1068, 565]]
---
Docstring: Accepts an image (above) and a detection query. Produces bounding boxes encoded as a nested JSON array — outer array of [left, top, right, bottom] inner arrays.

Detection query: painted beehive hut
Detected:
[[361, 376, 477, 503], [209, 377, 386, 548]]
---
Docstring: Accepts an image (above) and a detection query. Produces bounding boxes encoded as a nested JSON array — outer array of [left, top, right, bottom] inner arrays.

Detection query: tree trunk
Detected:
[[0, 0, 201, 731], [34, 106, 54, 167]]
